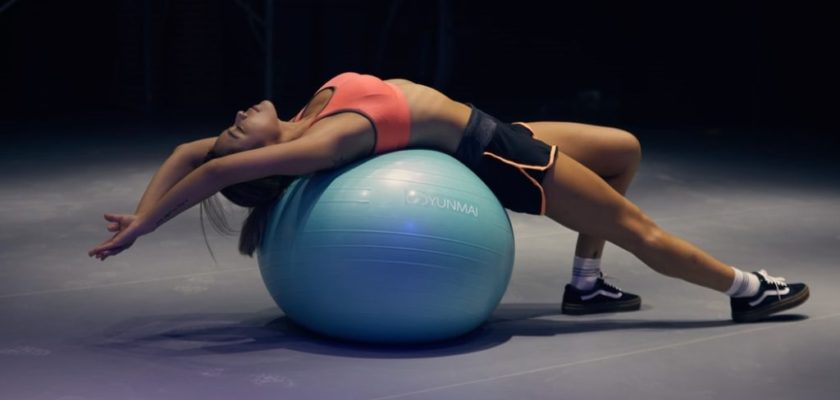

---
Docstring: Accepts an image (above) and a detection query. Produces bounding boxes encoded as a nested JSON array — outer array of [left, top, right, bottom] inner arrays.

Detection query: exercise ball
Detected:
[[257, 149, 515, 343]]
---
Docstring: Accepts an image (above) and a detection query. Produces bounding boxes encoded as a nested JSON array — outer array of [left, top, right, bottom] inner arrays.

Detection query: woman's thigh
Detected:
[[522, 121, 641, 178], [541, 148, 655, 252]]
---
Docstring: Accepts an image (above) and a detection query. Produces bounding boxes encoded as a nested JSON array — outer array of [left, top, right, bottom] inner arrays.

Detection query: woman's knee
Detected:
[[617, 129, 643, 166], [601, 129, 642, 178]]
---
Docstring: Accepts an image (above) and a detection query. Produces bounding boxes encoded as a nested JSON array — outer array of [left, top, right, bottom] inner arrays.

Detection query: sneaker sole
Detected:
[[562, 297, 642, 315], [732, 286, 810, 323]]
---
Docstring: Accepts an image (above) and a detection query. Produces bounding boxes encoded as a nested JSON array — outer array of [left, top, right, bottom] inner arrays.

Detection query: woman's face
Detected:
[[212, 100, 280, 156]]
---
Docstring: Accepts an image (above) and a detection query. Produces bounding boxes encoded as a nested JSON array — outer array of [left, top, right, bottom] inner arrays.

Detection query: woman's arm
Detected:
[[133, 137, 217, 216], [213, 125, 342, 183], [89, 126, 347, 260], [88, 160, 224, 260], [136, 114, 365, 218], [142, 130, 342, 230], [133, 147, 196, 216], [89, 160, 223, 260], [90, 132, 337, 258], [140, 160, 225, 232]]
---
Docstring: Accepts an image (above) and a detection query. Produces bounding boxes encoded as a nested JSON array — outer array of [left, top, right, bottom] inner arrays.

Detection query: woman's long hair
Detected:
[[198, 150, 298, 262]]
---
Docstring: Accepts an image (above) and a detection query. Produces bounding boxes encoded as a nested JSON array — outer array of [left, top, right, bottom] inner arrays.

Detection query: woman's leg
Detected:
[[539, 143, 735, 292], [524, 122, 642, 259]]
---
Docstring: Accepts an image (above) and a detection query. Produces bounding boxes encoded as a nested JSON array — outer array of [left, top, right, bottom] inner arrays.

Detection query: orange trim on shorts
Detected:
[[511, 121, 538, 137], [482, 144, 558, 216]]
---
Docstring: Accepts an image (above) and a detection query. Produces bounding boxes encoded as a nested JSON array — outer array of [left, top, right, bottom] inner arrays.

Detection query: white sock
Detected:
[[725, 266, 760, 298], [570, 256, 601, 291]]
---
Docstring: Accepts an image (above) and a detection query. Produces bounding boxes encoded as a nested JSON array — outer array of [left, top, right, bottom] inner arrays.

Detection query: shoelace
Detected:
[[599, 272, 624, 293], [757, 269, 788, 301]]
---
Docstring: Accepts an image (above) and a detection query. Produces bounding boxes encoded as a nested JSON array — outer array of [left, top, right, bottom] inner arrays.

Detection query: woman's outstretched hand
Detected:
[[88, 213, 154, 261]]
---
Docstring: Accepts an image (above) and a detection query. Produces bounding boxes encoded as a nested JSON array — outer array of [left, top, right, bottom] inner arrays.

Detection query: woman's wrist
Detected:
[[134, 213, 157, 235]]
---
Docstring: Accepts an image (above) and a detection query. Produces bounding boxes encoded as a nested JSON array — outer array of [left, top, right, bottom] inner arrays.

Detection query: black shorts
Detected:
[[453, 105, 558, 215]]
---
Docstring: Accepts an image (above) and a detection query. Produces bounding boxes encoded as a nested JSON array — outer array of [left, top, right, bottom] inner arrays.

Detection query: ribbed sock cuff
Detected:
[[726, 266, 760, 297], [571, 256, 602, 290]]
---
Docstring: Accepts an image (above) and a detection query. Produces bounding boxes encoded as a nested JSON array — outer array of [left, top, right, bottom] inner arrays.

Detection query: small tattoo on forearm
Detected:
[[156, 198, 190, 228]]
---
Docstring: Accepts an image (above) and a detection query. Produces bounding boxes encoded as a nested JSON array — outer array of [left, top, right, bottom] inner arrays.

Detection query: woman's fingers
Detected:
[[104, 213, 136, 231], [90, 235, 134, 258], [94, 248, 113, 260], [104, 213, 131, 223], [104, 214, 119, 231], [90, 235, 121, 256], [90, 216, 146, 260], [96, 244, 128, 260]]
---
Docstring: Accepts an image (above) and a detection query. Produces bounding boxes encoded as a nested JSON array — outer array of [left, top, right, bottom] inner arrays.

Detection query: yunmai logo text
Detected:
[[405, 189, 479, 217]]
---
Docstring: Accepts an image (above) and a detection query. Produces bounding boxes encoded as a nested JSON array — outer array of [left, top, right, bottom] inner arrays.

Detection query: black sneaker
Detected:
[[731, 269, 809, 323], [562, 276, 641, 315]]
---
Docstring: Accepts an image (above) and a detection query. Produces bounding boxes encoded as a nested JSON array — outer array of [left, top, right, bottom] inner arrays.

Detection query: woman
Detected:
[[88, 71, 808, 322]]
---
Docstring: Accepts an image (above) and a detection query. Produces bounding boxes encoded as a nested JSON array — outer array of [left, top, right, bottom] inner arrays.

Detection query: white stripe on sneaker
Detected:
[[748, 287, 791, 307], [581, 290, 623, 301]]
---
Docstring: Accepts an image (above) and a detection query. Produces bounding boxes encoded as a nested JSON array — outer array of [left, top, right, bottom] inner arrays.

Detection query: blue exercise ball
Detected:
[[257, 149, 515, 343]]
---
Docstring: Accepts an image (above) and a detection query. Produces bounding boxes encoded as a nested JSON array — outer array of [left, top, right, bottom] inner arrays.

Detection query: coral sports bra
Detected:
[[291, 72, 411, 155]]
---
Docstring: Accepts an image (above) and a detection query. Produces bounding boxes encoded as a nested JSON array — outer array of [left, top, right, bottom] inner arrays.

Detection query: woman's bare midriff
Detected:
[[386, 79, 472, 154]]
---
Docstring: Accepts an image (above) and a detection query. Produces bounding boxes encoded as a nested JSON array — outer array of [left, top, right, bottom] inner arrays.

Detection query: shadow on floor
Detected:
[[90, 304, 808, 360]]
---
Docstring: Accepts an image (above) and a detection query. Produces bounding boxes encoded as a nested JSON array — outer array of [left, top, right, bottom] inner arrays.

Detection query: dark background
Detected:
[[1, 0, 838, 151]]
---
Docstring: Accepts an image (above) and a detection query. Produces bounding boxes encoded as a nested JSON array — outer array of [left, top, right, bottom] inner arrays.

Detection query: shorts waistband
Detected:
[[454, 105, 498, 167]]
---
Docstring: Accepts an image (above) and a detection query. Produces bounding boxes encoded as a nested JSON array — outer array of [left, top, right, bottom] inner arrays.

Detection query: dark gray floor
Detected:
[[2, 123, 838, 399]]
